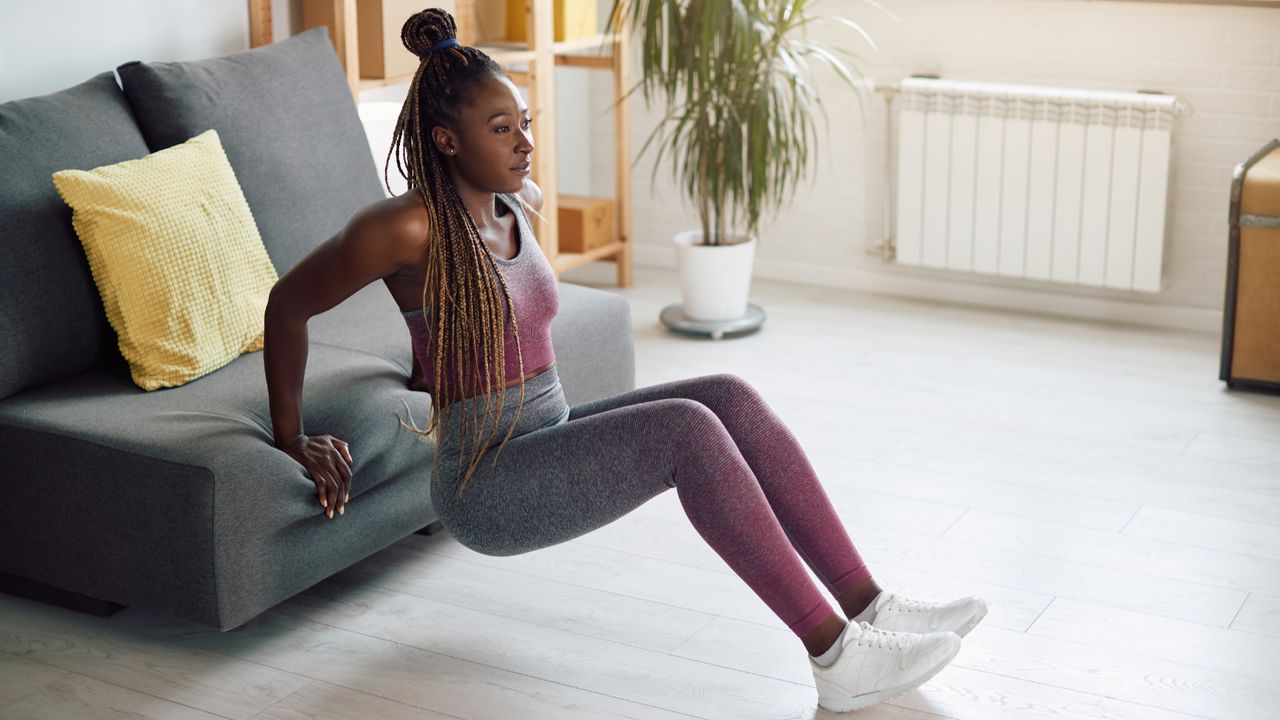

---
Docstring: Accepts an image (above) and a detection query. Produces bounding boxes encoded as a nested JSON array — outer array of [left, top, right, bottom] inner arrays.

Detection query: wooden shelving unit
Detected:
[[248, 0, 632, 287]]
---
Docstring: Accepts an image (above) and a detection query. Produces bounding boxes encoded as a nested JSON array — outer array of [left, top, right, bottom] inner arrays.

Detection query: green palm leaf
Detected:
[[605, 0, 885, 243]]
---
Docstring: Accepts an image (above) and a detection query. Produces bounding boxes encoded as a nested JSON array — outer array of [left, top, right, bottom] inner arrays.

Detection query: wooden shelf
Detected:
[[554, 239, 627, 274], [250, 0, 632, 288], [356, 32, 623, 89]]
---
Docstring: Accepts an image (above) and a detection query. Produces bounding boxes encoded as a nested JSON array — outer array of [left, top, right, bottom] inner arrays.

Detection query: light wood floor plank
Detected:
[[0, 671, 226, 720], [0, 595, 308, 719], [878, 433, 1280, 527], [958, 626, 1280, 720], [896, 664, 1224, 720], [123, 608, 697, 720], [0, 653, 70, 710], [1029, 597, 1280, 683], [565, 510, 1053, 632], [248, 679, 458, 720], [1232, 593, 1280, 637], [845, 527, 1247, 627], [802, 449, 1141, 534], [304, 537, 716, 655], [942, 509, 1280, 599], [1183, 431, 1280, 468], [270, 577, 820, 719], [674, 616, 1250, 720], [1122, 506, 1280, 560]]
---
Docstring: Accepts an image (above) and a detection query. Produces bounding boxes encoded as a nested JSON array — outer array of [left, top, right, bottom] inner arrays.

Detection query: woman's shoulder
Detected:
[[515, 178, 544, 215], [364, 188, 434, 258]]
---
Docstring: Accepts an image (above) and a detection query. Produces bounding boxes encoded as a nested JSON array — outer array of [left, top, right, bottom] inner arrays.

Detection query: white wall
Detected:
[[6, 1, 1276, 331], [591, 0, 1280, 332], [0, 0, 594, 203], [0, 1, 261, 102]]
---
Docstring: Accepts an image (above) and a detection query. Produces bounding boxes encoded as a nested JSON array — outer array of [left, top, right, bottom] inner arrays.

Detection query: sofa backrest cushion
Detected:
[[115, 27, 386, 279], [0, 71, 153, 401]]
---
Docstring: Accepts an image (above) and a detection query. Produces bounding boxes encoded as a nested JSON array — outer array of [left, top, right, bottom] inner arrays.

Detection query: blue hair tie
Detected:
[[419, 37, 459, 59]]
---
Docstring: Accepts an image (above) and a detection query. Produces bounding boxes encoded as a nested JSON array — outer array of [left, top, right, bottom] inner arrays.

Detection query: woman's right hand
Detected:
[[277, 434, 352, 519]]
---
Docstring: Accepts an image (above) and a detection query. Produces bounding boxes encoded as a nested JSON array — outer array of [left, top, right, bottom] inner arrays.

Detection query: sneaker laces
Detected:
[[880, 592, 942, 614], [851, 621, 912, 651]]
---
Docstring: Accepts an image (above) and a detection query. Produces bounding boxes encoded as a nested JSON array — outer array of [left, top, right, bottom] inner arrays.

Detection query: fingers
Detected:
[[328, 474, 343, 518], [315, 474, 329, 512], [335, 439, 353, 465], [316, 471, 340, 519], [332, 439, 353, 515], [307, 438, 354, 520], [333, 456, 351, 517], [320, 462, 350, 519]]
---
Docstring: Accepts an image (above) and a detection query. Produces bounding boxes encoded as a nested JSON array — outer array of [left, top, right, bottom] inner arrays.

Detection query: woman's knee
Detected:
[[687, 373, 764, 421], [664, 397, 745, 470], [709, 372, 760, 400], [660, 397, 724, 435]]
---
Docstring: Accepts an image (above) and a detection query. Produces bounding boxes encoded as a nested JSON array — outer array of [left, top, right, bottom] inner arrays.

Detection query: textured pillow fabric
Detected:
[[0, 71, 153, 402], [116, 26, 385, 278], [50, 129, 278, 391]]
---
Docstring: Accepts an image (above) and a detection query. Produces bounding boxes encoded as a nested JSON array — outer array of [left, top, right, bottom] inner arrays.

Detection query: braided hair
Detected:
[[390, 7, 536, 499]]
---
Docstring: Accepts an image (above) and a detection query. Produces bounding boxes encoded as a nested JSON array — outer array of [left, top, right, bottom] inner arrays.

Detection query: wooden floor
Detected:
[[3, 262, 1279, 720]]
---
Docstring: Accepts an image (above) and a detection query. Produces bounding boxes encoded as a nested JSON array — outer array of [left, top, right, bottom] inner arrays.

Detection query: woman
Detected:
[[264, 8, 987, 713]]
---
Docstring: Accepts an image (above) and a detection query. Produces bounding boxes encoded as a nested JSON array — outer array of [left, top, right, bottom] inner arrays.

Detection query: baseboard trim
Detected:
[[631, 244, 1222, 335]]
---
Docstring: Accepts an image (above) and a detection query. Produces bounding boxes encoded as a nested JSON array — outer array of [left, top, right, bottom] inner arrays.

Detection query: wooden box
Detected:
[[1220, 137, 1280, 394], [355, 0, 443, 79], [302, 0, 467, 80], [505, 0, 597, 42], [557, 195, 614, 253]]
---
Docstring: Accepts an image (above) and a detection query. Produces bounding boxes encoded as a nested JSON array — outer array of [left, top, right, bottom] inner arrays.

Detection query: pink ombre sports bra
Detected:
[[401, 192, 558, 393]]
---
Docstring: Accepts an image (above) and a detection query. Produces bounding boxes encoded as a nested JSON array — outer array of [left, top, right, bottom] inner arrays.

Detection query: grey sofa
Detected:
[[0, 27, 634, 631]]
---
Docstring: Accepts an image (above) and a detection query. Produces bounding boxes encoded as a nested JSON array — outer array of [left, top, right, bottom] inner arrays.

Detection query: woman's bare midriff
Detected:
[[432, 358, 556, 406]]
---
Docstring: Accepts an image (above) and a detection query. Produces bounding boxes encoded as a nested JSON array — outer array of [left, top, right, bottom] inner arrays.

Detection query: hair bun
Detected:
[[402, 8, 458, 58]]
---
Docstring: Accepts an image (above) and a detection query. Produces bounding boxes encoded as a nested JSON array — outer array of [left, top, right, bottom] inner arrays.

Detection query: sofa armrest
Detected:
[[550, 282, 635, 406]]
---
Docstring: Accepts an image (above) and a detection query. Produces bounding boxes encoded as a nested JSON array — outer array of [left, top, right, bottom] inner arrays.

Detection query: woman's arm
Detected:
[[265, 200, 431, 446], [264, 300, 310, 449]]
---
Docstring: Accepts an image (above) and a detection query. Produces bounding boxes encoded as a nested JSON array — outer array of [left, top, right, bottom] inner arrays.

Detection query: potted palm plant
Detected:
[[605, 0, 887, 330]]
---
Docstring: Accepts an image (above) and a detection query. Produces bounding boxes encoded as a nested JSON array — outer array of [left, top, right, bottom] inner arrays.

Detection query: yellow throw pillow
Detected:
[[51, 128, 278, 391]]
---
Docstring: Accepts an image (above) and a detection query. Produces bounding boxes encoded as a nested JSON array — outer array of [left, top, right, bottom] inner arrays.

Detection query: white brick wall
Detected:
[[586, 0, 1280, 332]]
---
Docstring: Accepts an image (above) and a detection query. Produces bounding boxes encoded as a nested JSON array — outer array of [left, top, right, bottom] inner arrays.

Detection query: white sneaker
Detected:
[[868, 591, 988, 637], [810, 621, 961, 713]]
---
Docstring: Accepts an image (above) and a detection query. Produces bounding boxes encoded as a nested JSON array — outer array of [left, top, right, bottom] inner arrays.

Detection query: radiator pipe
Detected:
[[867, 79, 911, 263]]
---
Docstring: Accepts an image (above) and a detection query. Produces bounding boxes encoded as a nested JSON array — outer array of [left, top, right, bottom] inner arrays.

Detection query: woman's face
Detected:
[[434, 75, 533, 194]]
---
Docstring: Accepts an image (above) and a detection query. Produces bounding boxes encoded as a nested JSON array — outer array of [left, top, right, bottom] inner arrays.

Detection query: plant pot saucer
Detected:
[[659, 302, 766, 340]]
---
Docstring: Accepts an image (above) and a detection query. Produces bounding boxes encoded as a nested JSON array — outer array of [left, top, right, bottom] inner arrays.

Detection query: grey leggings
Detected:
[[425, 361, 873, 638]]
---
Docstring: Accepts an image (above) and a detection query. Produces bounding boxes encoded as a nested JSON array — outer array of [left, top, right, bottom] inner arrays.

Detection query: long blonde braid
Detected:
[[388, 7, 540, 498]]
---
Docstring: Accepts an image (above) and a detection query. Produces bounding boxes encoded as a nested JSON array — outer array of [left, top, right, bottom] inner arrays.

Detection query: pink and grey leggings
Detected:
[[426, 361, 873, 638]]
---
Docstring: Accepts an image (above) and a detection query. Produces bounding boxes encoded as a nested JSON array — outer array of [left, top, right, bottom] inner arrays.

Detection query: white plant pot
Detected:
[[672, 229, 757, 321]]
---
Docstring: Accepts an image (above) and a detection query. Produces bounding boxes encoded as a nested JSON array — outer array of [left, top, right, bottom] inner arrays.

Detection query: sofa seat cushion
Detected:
[[0, 340, 433, 499], [0, 71, 154, 402], [0, 343, 436, 629], [116, 27, 386, 279]]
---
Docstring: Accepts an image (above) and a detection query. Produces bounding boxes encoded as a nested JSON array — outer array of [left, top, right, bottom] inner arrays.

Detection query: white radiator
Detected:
[[891, 77, 1186, 293]]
